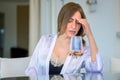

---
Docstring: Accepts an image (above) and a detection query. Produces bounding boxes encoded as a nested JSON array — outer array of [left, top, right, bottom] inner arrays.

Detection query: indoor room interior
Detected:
[[0, 0, 120, 79]]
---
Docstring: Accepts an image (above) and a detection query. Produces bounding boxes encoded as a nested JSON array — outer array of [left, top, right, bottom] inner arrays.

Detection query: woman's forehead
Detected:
[[71, 11, 82, 20]]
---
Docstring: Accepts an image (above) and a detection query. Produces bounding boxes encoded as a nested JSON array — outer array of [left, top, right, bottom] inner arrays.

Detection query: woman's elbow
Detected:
[[86, 64, 103, 72]]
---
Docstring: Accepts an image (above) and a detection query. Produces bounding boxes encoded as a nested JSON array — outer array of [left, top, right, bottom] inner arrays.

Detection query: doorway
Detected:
[[17, 5, 29, 50], [10, 5, 29, 58]]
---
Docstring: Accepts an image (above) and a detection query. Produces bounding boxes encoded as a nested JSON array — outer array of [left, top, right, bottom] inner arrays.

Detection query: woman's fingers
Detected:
[[79, 19, 92, 37], [70, 50, 84, 57]]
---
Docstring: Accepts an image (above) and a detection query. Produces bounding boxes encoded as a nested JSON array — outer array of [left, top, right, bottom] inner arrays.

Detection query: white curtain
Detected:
[[28, 0, 63, 56], [29, 0, 40, 56]]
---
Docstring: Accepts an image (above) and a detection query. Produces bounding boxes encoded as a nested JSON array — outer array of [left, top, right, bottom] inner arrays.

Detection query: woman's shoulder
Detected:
[[41, 34, 55, 39], [39, 34, 56, 42], [84, 44, 90, 49], [83, 44, 90, 53]]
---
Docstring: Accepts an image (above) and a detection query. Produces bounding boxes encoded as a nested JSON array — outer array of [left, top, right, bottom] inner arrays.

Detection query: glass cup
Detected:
[[70, 36, 83, 56]]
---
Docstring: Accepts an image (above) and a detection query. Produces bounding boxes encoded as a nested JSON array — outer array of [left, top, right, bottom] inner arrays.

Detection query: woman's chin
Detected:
[[68, 34, 76, 38], [69, 33, 77, 36]]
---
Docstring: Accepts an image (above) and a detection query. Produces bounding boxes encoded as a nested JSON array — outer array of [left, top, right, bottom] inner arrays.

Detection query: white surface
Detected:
[[0, 57, 31, 78], [110, 58, 120, 73]]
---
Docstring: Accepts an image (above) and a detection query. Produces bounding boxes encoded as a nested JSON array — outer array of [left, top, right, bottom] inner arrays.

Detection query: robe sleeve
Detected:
[[25, 35, 45, 76], [84, 46, 103, 72]]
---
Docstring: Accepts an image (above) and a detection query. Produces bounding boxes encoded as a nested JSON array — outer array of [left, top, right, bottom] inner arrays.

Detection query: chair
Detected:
[[11, 47, 28, 58], [0, 58, 1, 75], [110, 58, 120, 73], [0, 57, 31, 78]]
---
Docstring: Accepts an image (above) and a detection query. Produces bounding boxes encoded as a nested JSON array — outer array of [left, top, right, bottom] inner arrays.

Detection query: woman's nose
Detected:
[[72, 21, 76, 28]]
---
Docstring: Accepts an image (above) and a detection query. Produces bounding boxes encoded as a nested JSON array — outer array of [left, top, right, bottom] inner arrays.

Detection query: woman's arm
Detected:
[[87, 33, 98, 62], [25, 42, 40, 76], [25, 36, 45, 76], [80, 19, 103, 72], [80, 19, 98, 62], [84, 50, 103, 72]]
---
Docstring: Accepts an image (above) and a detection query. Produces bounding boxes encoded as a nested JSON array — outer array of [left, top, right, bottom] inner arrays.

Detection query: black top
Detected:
[[49, 61, 63, 75]]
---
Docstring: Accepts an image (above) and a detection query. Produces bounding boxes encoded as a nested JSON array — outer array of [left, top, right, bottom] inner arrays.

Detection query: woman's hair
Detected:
[[57, 2, 86, 45]]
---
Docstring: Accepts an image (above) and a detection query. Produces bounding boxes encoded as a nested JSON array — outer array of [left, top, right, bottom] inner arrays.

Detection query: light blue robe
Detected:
[[25, 34, 103, 76]]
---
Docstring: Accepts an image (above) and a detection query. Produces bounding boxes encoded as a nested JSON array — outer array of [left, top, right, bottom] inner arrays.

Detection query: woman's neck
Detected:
[[58, 34, 71, 44]]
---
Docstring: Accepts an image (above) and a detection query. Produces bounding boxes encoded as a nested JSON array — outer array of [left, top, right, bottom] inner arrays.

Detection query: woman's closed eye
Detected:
[[76, 20, 82, 26], [68, 18, 74, 23], [68, 18, 82, 27]]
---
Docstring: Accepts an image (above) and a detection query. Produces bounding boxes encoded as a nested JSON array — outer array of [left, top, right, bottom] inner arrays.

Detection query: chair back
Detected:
[[0, 57, 31, 78], [110, 58, 120, 73]]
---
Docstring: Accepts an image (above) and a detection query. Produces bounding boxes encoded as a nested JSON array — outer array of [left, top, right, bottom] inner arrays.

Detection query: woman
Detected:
[[25, 2, 103, 76]]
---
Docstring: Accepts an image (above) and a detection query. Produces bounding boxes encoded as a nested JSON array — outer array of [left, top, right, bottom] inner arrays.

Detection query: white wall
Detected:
[[0, 2, 28, 57], [0, 2, 17, 58], [84, 0, 120, 72], [41, 0, 120, 72]]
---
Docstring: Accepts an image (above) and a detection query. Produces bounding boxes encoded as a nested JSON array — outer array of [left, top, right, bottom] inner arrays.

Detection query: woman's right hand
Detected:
[[70, 50, 84, 58]]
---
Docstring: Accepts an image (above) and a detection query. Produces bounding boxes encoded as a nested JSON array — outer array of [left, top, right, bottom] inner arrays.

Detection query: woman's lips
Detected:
[[69, 30, 76, 35]]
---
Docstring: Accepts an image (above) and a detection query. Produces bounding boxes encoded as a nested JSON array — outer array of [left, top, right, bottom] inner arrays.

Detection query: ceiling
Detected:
[[0, 0, 29, 2]]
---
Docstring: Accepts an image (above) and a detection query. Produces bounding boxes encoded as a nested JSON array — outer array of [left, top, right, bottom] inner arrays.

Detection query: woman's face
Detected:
[[64, 11, 82, 38]]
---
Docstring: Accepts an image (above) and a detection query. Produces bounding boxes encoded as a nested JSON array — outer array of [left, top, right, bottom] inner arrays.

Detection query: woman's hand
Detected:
[[79, 19, 93, 38], [70, 50, 84, 58], [79, 19, 98, 62]]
